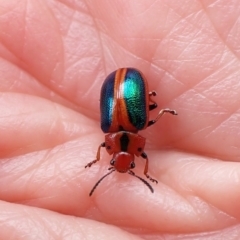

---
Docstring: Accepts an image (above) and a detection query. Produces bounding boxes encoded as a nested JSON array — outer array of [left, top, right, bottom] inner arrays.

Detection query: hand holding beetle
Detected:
[[0, 1, 239, 239]]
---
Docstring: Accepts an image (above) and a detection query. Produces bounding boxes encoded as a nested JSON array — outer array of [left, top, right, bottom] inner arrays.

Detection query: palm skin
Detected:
[[0, 0, 240, 239]]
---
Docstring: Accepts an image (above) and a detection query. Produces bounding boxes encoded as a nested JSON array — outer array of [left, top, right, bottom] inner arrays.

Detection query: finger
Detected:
[[0, 93, 95, 157], [0, 201, 141, 240], [1, 141, 240, 233]]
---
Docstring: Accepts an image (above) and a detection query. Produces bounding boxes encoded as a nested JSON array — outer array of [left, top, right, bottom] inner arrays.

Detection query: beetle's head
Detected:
[[88, 152, 154, 196], [110, 152, 135, 173]]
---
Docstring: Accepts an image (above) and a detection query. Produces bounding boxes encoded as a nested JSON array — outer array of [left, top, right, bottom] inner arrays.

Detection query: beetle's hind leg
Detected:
[[149, 91, 157, 111], [85, 142, 105, 168], [148, 108, 177, 127]]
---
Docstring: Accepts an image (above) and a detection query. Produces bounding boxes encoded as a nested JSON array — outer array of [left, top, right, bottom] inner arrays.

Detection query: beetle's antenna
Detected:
[[128, 170, 154, 193], [89, 168, 115, 196]]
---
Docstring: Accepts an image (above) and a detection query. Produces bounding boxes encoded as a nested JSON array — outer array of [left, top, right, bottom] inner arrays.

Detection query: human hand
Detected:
[[0, 1, 239, 239]]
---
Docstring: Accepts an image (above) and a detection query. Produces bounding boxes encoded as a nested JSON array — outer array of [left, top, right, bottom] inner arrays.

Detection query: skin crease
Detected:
[[0, 0, 240, 239]]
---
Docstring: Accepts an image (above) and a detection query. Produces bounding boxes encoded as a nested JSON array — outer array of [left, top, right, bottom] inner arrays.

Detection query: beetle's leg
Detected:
[[85, 142, 105, 168], [148, 108, 177, 127], [141, 152, 158, 183], [149, 91, 157, 111]]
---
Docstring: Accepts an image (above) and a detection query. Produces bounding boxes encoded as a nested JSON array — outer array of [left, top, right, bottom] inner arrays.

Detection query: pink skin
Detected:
[[0, 0, 240, 239]]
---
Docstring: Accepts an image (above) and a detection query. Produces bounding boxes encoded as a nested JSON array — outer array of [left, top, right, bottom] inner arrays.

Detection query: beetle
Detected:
[[85, 68, 177, 196]]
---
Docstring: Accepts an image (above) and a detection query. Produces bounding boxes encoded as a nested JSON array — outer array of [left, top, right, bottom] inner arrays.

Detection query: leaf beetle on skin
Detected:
[[85, 68, 177, 196]]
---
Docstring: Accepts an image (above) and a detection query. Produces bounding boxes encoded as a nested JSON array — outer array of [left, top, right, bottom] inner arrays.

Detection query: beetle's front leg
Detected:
[[141, 152, 158, 183], [85, 142, 105, 168]]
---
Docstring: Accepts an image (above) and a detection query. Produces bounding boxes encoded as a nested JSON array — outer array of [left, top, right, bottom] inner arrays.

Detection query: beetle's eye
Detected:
[[130, 162, 135, 169], [110, 159, 115, 166]]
